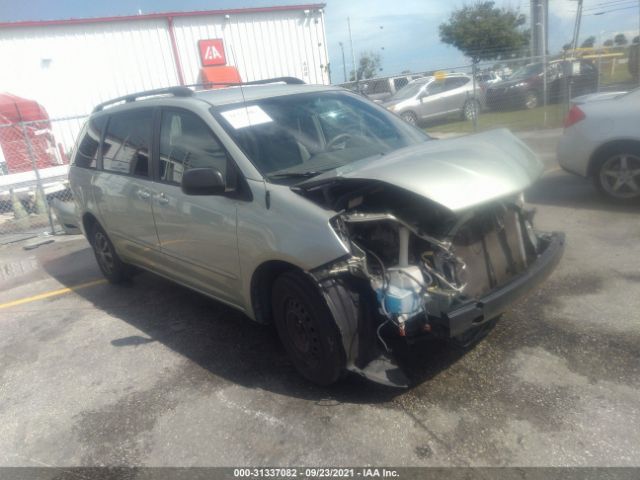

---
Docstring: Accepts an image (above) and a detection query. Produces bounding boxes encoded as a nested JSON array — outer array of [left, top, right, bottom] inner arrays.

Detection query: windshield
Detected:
[[509, 63, 543, 80], [214, 91, 429, 181], [390, 81, 427, 101]]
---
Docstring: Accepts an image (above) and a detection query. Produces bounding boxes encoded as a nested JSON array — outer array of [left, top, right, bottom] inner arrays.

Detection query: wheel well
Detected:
[[588, 140, 640, 177], [250, 260, 302, 324], [82, 213, 99, 243]]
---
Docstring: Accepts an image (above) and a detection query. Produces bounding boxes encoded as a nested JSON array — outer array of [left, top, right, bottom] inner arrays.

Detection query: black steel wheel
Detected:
[[90, 223, 133, 284], [272, 271, 346, 385]]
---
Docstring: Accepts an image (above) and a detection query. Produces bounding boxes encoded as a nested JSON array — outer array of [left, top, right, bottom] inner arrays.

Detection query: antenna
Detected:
[[228, 43, 250, 124]]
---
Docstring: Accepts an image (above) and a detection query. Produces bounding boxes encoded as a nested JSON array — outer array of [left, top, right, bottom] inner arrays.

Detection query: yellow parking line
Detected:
[[0, 279, 107, 310]]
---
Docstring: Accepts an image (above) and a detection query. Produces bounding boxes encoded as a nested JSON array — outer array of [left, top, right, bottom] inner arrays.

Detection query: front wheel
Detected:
[[595, 149, 640, 201], [90, 223, 133, 284], [272, 271, 346, 385]]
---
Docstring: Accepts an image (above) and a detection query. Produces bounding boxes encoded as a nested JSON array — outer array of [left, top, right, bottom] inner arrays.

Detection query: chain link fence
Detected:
[[0, 115, 87, 244], [2, 47, 637, 245], [340, 48, 638, 136]]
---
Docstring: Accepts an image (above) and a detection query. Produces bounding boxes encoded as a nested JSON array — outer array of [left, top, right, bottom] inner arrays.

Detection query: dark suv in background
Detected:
[[485, 59, 598, 110]]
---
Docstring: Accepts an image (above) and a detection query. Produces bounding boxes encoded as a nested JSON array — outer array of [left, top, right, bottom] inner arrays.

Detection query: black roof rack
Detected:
[[91, 77, 305, 113], [184, 76, 306, 89], [92, 86, 193, 113]]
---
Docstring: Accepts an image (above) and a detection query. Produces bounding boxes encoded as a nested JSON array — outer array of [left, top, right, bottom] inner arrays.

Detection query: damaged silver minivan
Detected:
[[69, 80, 564, 387]]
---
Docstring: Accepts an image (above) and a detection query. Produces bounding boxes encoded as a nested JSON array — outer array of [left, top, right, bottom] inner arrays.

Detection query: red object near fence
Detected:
[[0, 93, 61, 174]]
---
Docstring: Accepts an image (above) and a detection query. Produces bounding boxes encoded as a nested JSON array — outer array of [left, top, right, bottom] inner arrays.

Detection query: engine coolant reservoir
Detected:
[[376, 266, 424, 317]]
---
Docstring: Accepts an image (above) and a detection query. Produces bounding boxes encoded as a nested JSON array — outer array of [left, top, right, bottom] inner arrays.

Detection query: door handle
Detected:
[[137, 189, 151, 201], [157, 193, 170, 206]]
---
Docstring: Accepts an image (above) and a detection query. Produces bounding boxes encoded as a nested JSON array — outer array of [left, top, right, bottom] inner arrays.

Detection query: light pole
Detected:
[[339, 42, 347, 83], [571, 0, 584, 52], [347, 17, 357, 86]]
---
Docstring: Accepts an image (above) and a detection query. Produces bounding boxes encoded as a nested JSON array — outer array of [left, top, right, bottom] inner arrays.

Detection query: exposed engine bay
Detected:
[[297, 180, 561, 386]]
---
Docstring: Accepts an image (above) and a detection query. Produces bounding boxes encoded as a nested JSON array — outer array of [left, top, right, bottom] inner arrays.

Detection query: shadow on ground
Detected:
[[41, 245, 473, 403], [526, 170, 640, 213]]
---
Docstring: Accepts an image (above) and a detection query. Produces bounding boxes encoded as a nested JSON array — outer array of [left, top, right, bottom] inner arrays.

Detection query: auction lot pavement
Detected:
[[1, 131, 639, 467]]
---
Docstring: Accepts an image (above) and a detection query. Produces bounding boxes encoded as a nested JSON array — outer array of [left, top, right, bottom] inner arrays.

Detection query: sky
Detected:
[[0, 0, 638, 83]]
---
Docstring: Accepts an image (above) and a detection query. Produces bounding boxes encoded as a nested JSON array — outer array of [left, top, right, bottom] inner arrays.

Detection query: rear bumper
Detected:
[[446, 232, 565, 337]]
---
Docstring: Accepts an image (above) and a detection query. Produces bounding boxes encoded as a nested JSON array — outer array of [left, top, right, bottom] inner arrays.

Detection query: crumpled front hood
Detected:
[[297, 128, 543, 212]]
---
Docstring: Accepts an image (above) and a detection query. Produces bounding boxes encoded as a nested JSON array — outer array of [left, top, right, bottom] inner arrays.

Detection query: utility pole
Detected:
[[339, 42, 347, 83], [572, 0, 584, 51], [539, 1, 548, 125], [347, 17, 357, 87]]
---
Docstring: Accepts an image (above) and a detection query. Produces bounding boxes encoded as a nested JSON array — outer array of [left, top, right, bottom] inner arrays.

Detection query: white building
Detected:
[[0, 4, 329, 148]]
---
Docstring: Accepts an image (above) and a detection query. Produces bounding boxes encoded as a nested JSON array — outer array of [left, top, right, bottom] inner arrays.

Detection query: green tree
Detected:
[[581, 36, 596, 48], [439, 1, 528, 62], [562, 43, 573, 51], [603, 39, 614, 47], [614, 33, 628, 46], [634, 36, 639, 44], [349, 51, 382, 81]]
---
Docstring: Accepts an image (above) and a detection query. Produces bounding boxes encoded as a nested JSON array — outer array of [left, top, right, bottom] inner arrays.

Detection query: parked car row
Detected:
[[348, 59, 600, 126]]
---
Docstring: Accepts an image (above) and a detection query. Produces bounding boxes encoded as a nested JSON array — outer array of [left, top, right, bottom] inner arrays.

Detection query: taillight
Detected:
[[564, 105, 585, 128]]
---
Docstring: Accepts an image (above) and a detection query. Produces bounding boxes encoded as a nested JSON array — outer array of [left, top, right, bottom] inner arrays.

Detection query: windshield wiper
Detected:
[[268, 171, 323, 180]]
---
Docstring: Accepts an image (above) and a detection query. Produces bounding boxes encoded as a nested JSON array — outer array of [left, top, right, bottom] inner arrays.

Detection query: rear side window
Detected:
[[102, 109, 153, 177], [445, 77, 470, 90], [393, 77, 409, 91], [159, 110, 229, 185], [72, 116, 107, 169], [367, 80, 391, 95]]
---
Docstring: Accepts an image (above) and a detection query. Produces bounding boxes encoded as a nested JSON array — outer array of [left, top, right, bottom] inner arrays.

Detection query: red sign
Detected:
[[198, 39, 227, 66]]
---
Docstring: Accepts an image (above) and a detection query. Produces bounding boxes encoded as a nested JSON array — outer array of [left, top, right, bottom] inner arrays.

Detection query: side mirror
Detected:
[[419, 92, 428, 101], [181, 167, 226, 196]]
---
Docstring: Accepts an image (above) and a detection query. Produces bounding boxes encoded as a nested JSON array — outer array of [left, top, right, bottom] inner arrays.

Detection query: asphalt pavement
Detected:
[[1, 129, 639, 467]]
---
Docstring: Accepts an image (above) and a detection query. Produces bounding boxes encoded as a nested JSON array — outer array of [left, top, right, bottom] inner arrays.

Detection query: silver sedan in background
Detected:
[[558, 88, 640, 201]]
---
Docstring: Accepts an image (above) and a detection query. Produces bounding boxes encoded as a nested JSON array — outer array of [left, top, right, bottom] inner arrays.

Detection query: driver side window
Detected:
[[427, 81, 445, 95], [159, 110, 230, 186]]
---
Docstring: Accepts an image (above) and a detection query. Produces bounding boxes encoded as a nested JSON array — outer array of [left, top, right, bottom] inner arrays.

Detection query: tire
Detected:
[[90, 223, 133, 284], [400, 111, 418, 126], [594, 147, 640, 201], [524, 90, 539, 110], [462, 99, 480, 121], [272, 270, 346, 386]]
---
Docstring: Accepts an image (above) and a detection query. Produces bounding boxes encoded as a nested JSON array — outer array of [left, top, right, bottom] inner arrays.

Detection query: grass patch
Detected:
[[424, 104, 565, 135]]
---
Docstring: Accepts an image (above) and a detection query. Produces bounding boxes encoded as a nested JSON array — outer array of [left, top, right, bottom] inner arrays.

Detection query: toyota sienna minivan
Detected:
[[69, 79, 564, 387]]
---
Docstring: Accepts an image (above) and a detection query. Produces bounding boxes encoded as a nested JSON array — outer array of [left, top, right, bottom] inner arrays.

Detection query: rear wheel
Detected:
[[462, 99, 480, 121], [401, 111, 418, 126], [90, 223, 133, 284], [595, 149, 640, 201], [272, 271, 346, 385], [524, 90, 539, 109]]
